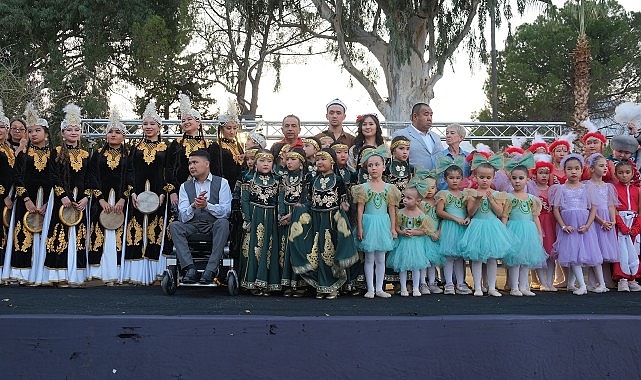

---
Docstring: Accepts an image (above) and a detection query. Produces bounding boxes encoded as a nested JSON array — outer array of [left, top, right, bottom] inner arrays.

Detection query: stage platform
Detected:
[[1, 286, 640, 379]]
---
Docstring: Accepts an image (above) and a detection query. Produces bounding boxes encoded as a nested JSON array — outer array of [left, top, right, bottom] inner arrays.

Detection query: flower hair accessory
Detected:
[[355, 115, 363, 124], [504, 152, 535, 172]]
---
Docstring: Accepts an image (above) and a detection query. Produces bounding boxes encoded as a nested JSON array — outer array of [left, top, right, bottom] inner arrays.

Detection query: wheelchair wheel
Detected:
[[227, 270, 239, 296], [161, 271, 177, 296]]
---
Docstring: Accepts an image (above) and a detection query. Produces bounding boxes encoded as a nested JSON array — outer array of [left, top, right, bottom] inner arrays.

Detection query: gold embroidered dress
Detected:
[[240, 171, 281, 291], [87, 145, 130, 282], [289, 172, 357, 294], [0, 142, 15, 263], [278, 168, 306, 288], [123, 139, 173, 285], [4, 145, 55, 283]]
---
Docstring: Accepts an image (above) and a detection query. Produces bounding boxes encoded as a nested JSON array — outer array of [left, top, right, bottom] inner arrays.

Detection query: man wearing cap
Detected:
[[271, 114, 303, 156], [315, 99, 355, 147], [169, 150, 232, 284], [391, 102, 444, 171]]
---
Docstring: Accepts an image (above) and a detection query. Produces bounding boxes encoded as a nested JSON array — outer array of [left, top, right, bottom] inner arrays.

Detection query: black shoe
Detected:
[[182, 268, 198, 284], [199, 270, 214, 284]]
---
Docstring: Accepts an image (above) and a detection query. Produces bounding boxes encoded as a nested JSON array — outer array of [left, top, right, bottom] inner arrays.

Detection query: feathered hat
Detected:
[[0, 99, 9, 127], [549, 131, 576, 154], [105, 107, 127, 135], [61, 103, 82, 130], [528, 133, 548, 153], [614, 102, 641, 125], [581, 118, 606, 144], [533, 153, 554, 173], [142, 100, 162, 125], [467, 142, 492, 163], [179, 93, 202, 120], [505, 135, 526, 155], [24, 102, 48, 129], [219, 98, 240, 124]]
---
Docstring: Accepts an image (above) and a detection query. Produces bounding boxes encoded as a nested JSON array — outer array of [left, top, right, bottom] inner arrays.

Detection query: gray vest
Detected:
[[184, 176, 222, 223]]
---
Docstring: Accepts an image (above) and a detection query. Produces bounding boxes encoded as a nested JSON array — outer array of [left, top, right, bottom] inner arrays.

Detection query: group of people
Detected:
[[1, 96, 640, 300]]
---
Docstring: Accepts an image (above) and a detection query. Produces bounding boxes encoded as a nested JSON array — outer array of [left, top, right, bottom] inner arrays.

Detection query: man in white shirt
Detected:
[[169, 150, 231, 284]]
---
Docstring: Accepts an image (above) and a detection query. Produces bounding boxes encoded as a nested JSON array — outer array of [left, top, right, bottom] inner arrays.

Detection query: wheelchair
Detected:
[[161, 231, 240, 296]]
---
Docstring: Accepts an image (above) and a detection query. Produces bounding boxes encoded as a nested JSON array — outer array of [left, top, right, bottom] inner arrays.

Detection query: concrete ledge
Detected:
[[1, 314, 638, 379]]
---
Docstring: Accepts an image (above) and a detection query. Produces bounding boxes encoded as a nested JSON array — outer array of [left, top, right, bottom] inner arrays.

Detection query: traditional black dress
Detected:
[[42, 145, 95, 285], [4, 145, 56, 283], [289, 172, 358, 294], [384, 159, 414, 201], [122, 139, 173, 285], [219, 137, 244, 190], [0, 142, 15, 269], [240, 171, 281, 291], [278, 168, 307, 288], [87, 145, 130, 282]]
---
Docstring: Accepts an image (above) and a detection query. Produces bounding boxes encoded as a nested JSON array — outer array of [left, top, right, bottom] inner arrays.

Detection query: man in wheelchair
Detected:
[[169, 149, 231, 284]]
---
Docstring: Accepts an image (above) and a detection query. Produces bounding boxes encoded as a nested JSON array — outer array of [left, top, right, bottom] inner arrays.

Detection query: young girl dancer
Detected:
[[240, 149, 281, 295], [386, 184, 432, 296], [385, 136, 414, 197], [612, 160, 641, 291], [459, 154, 511, 297], [549, 132, 575, 185], [419, 176, 443, 294], [435, 156, 472, 295], [585, 153, 619, 292], [502, 154, 548, 296], [352, 145, 400, 298], [0, 101, 15, 276], [550, 153, 602, 295], [289, 148, 357, 299], [43, 103, 95, 286]]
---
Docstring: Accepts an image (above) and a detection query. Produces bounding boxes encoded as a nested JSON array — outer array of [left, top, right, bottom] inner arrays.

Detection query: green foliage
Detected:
[[477, 0, 641, 122]]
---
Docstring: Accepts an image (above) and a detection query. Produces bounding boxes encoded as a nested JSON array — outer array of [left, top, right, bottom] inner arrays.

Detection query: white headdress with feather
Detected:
[[557, 131, 577, 152], [61, 103, 82, 130], [248, 121, 266, 148], [179, 93, 201, 120], [106, 107, 127, 135], [475, 143, 493, 154], [0, 99, 9, 127], [24, 102, 48, 128], [142, 100, 162, 125], [580, 117, 598, 133], [614, 102, 641, 125], [219, 98, 240, 124], [510, 135, 527, 149], [533, 153, 552, 163]]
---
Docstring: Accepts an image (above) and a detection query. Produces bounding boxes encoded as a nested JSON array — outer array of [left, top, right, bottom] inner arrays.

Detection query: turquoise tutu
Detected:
[[458, 218, 513, 262], [438, 219, 467, 257], [356, 213, 395, 252], [424, 237, 444, 266], [503, 220, 547, 268], [387, 236, 431, 272]]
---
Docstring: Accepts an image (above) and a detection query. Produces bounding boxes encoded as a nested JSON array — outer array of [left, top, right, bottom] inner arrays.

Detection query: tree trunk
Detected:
[[571, 33, 590, 143]]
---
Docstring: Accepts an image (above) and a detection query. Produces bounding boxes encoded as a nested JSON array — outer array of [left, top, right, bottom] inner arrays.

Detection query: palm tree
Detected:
[[571, 0, 591, 139]]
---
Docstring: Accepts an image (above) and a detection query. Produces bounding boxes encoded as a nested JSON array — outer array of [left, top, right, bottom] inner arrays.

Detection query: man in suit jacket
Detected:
[[391, 103, 444, 171]]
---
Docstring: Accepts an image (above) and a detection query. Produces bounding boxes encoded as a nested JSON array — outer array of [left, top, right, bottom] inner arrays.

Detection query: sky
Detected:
[[112, 0, 641, 124]]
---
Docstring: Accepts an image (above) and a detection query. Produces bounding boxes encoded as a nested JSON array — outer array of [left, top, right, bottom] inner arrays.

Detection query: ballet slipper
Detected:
[[488, 289, 502, 297], [510, 289, 523, 296], [573, 286, 587, 295], [520, 288, 536, 296], [364, 291, 375, 299], [375, 290, 391, 298], [473, 289, 483, 297]]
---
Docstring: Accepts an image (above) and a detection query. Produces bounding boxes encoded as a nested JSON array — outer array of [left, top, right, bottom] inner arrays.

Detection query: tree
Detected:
[[303, 0, 541, 120], [194, 0, 324, 118], [476, 0, 641, 123], [0, 0, 187, 124]]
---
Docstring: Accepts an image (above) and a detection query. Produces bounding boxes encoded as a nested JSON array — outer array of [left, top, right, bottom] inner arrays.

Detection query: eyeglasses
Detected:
[[10, 128, 26, 132]]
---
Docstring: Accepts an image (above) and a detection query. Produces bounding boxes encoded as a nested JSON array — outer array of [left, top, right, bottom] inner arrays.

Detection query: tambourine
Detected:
[[59, 204, 83, 227], [2, 207, 10, 228], [23, 211, 44, 233], [99, 210, 125, 230], [137, 191, 160, 214]]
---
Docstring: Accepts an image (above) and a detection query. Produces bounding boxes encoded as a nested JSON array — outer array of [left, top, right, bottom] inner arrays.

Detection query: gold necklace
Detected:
[[138, 140, 166, 165], [104, 147, 122, 170], [28, 147, 50, 171]]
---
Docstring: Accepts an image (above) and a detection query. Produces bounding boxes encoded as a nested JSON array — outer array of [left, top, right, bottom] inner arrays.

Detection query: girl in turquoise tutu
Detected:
[[501, 153, 548, 296], [352, 145, 400, 299], [386, 179, 436, 296], [435, 157, 473, 295], [458, 154, 512, 297]]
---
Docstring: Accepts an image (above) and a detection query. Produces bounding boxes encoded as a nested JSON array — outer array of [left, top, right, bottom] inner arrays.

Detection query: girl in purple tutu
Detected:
[[550, 153, 602, 295], [585, 153, 620, 292]]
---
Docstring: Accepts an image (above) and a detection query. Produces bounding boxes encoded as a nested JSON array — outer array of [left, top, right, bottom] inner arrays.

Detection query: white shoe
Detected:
[[488, 289, 502, 297], [364, 291, 375, 299], [520, 288, 536, 296], [444, 284, 455, 295], [628, 281, 641, 292], [510, 289, 523, 296], [618, 279, 630, 292], [456, 284, 473, 295], [412, 289, 422, 297], [400, 290, 409, 297], [573, 286, 587, 295], [593, 285, 607, 293], [587, 284, 597, 293], [375, 290, 392, 298], [473, 289, 483, 297], [429, 283, 443, 294], [419, 283, 431, 295]]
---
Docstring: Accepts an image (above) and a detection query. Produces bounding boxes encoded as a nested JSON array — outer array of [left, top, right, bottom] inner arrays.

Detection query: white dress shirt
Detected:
[[178, 173, 232, 222]]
